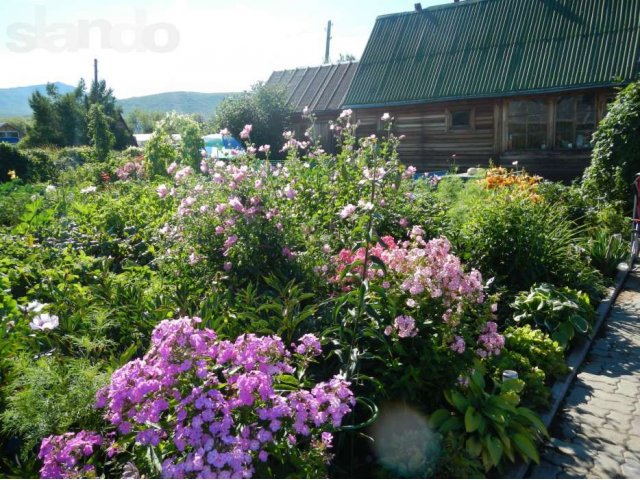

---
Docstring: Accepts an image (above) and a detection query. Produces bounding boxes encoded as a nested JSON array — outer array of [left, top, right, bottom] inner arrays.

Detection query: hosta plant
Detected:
[[430, 363, 548, 473], [511, 283, 595, 348]]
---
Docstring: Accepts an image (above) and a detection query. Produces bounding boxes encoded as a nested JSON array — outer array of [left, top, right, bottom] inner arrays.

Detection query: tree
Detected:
[[86, 79, 131, 149], [582, 81, 640, 208], [24, 87, 62, 147], [212, 83, 292, 157], [126, 109, 165, 134], [87, 104, 115, 163], [143, 112, 204, 177], [23, 77, 131, 151]]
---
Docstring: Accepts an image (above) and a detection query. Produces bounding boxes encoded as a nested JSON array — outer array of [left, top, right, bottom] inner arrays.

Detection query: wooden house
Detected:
[[0, 122, 23, 145], [265, 62, 358, 153], [343, 0, 640, 181]]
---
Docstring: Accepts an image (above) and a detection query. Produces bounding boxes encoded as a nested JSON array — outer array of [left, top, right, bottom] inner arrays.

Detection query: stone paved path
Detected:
[[528, 272, 640, 479]]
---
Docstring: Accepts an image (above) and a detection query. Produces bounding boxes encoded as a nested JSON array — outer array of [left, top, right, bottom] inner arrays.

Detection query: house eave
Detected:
[[344, 81, 630, 110]]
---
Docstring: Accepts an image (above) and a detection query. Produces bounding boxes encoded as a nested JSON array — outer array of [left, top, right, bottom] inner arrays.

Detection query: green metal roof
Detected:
[[344, 0, 640, 108]]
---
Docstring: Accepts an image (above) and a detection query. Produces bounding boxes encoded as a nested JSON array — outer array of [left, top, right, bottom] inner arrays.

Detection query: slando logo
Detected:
[[5, 6, 180, 53]]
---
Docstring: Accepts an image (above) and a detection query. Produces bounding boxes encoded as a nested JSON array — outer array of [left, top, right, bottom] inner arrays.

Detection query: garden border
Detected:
[[510, 264, 633, 478]]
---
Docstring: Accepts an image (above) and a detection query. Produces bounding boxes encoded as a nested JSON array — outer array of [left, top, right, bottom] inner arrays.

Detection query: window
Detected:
[[446, 108, 473, 130], [7, 131, 19, 139], [451, 110, 471, 129], [508, 100, 548, 150], [555, 95, 596, 149]]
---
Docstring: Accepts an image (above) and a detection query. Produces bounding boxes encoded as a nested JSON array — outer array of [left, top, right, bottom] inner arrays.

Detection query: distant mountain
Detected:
[[0, 84, 234, 119], [0, 82, 75, 117], [118, 91, 234, 118]]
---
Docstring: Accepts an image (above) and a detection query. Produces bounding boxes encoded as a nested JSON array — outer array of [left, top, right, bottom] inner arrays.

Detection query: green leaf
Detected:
[[430, 409, 452, 428], [516, 408, 548, 436], [368, 255, 387, 275], [465, 406, 482, 433], [446, 389, 469, 413], [466, 436, 483, 457], [513, 433, 540, 464], [501, 378, 524, 394], [571, 315, 589, 334], [485, 435, 504, 467], [438, 415, 463, 434]]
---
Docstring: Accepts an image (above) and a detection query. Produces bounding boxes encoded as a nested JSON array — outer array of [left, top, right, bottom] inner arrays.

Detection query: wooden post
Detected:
[[324, 21, 332, 64]]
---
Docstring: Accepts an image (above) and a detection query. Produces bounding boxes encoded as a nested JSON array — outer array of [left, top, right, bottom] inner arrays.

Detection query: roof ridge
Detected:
[[375, 0, 489, 21]]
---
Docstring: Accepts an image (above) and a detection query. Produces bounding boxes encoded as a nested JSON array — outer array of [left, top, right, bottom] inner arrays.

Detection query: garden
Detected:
[[0, 82, 639, 479]]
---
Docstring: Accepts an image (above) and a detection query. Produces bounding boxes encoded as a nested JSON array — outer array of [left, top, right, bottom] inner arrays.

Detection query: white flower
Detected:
[[29, 313, 59, 331], [45, 185, 57, 193], [26, 300, 46, 313], [339, 109, 353, 119], [339, 204, 357, 219], [80, 185, 97, 194], [381, 112, 391, 122]]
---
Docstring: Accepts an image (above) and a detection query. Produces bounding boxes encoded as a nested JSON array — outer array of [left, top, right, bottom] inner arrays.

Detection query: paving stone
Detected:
[[616, 380, 640, 398], [590, 388, 629, 403], [576, 372, 619, 386], [576, 424, 629, 446], [630, 419, 640, 437], [565, 386, 592, 405], [587, 397, 636, 414], [528, 461, 561, 479], [603, 410, 634, 432], [528, 272, 640, 480], [549, 438, 593, 462], [627, 435, 640, 452], [556, 468, 588, 479], [573, 402, 613, 418], [622, 458, 640, 478], [580, 362, 605, 375], [591, 452, 623, 477], [562, 410, 606, 428]]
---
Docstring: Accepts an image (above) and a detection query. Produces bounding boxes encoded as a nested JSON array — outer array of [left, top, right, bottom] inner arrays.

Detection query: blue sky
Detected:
[[0, 0, 443, 98]]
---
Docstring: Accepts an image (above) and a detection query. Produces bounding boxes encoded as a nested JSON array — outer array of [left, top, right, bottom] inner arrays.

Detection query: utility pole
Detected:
[[324, 21, 332, 64], [94, 58, 98, 85]]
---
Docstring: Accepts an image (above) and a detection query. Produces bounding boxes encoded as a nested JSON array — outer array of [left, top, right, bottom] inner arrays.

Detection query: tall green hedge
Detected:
[[582, 81, 640, 207], [0, 143, 57, 183]]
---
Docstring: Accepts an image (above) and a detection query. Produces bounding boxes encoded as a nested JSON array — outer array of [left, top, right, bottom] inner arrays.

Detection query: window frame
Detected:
[[506, 98, 549, 151], [554, 94, 597, 150], [446, 107, 475, 131]]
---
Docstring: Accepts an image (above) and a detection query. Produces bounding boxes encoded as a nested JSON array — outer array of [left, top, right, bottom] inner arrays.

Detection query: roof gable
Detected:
[[266, 62, 358, 113], [345, 0, 640, 107]]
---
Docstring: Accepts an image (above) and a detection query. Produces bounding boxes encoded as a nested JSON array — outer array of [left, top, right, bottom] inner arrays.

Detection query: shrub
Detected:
[[0, 144, 56, 183], [489, 352, 551, 411], [431, 363, 548, 473], [212, 83, 292, 158], [502, 325, 568, 380], [38, 317, 354, 479], [511, 283, 596, 348], [0, 357, 108, 455], [584, 230, 628, 278], [457, 188, 602, 297], [582, 81, 640, 207]]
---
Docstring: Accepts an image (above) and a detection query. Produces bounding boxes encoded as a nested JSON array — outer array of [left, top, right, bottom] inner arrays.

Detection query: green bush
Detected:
[[0, 144, 56, 183], [502, 325, 568, 380], [431, 364, 548, 473], [582, 81, 640, 207], [512, 283, 596, 348], [457, 190, 602, 297], [0, 357, 108, 455], [585, 230, 628, 278], [489, 352, 550, 410]]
